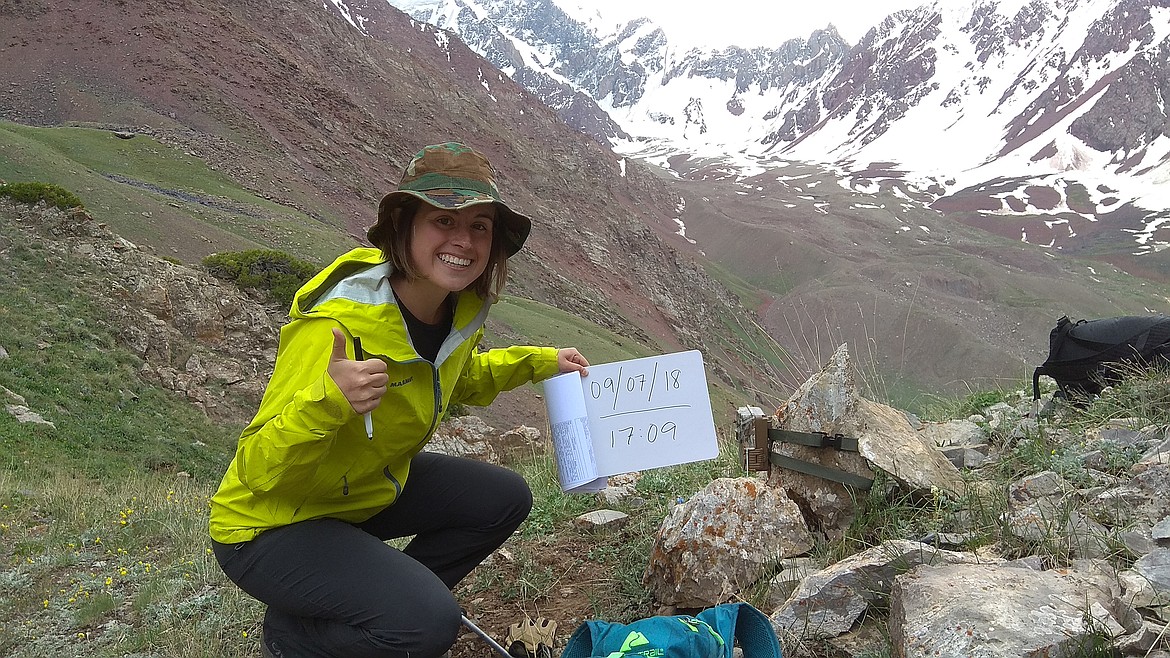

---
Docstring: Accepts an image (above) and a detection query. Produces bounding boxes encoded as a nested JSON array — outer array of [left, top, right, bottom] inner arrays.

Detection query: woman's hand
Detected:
[[328, 328, 389, 413], [557, 348, 589, 376]]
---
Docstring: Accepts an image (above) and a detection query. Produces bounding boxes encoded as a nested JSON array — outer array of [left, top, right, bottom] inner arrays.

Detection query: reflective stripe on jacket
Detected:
[[209, 248, 558, 544]]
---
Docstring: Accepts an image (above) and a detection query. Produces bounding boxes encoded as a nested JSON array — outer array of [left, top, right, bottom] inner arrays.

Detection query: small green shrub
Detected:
[[202, 249, 320, 309], [923, 387, 1012, 421], [1074, 364, 1170, 428], [442, 402, 468, 421], [0, 181, 84, 210]]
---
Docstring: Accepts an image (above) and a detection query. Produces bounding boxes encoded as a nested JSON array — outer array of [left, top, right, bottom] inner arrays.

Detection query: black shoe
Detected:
[[261, 636, 283, 658]]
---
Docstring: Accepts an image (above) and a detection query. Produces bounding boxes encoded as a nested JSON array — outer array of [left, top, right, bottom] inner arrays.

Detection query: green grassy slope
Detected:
[[0, 122, 354, 265], [0, 209, 239, 482]]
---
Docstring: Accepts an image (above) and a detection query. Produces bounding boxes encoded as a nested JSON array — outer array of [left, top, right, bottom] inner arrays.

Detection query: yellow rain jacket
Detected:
[[209, 248, 559, 544]]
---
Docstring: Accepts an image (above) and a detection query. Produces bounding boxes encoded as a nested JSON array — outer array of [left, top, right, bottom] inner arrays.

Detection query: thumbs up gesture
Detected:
[[328, 328, 388, 414]]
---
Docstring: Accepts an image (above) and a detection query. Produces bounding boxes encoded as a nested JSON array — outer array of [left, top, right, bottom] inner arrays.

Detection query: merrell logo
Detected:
[[388, 377, 413, 388]]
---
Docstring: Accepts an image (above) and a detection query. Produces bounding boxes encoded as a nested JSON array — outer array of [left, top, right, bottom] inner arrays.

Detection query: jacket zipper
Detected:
[[409, 362, 443, 453]]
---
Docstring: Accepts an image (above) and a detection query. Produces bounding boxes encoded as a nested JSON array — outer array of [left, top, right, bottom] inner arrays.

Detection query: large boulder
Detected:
[[767, 344, 965, 541], [643, 477, 814, 608]]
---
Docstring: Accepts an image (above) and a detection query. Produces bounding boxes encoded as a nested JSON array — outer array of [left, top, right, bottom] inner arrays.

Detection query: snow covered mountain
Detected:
[[383, 0, 1170, 258]]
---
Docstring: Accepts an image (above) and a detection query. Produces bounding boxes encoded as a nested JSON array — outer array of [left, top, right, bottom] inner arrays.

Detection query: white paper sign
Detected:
[[543, 350, 719, 493]]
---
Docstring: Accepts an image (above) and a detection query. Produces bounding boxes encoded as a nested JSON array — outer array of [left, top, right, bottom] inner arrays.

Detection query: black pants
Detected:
[[212, 452, 532, 658]]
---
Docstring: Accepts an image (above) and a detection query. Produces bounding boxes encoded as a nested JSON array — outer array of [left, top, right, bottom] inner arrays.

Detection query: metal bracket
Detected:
[[821, 433, 846, 450], [734, 407, 871, 488], [769, 453, 874, 490], [768, 428, 860, 452]]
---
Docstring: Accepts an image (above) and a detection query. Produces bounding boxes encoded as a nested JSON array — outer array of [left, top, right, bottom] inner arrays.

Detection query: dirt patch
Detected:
[[1024, 185, 1060, 210], [468, 387, 550, 437], [930, 192, 1005, 213], [450, 533, 644, 658]]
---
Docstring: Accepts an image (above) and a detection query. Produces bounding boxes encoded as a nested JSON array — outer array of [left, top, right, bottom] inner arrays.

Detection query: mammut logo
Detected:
[[388, 377, 413, 388]]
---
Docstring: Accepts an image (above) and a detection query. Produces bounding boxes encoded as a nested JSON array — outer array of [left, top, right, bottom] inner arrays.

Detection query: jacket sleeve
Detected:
[[233, 318, 357, 496], [449, 342, 561, 407]]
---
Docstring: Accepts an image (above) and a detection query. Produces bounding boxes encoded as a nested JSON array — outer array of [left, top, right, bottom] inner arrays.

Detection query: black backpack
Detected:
[[1032, 315, 1170, 404]]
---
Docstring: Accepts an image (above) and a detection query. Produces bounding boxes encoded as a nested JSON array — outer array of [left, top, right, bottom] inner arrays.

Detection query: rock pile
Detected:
[[1, 202, 285, 428], [643, 344, 1169, 657]]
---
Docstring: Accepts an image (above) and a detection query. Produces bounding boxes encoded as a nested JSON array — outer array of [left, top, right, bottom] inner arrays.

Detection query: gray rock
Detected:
[[4, 404, 55, 429], [1007, 471, 1070, 506], [771, 540, 985, 640], [985, 402, 1019, 430], [1115, 619, 1170, 655], [916, 531, 979, 548], [1111, 464, 1170, 525], [428, 415, 499, 461], [1122, 528, 1157, 557], [1087, 422, 1148, 448], [1004, 498, 1113, 559], [1008, 416, 1040, 441], [492, 425, 544, 462], [765, 557, 816, 609], [767, 344, 964, 541], [573, 509, 628, 534], [1, 385, 25, 405], [1155, 516, 1170, 544], [920, 419, 984, 447], [889, 563, 1122, 658], [1120, 548, 1170, 608], [1001, 555, 1045, 570], [597, 484, 637, 506], [1144, 437, 1170, 466], [940, 446, 991, 469]]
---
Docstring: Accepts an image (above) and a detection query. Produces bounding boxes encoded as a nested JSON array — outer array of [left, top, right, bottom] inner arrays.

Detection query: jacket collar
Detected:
[[291, 248, 490, 363]]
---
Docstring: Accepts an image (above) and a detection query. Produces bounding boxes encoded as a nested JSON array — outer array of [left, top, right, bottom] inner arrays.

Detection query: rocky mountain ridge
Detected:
[[396, 0, 1170, 263]]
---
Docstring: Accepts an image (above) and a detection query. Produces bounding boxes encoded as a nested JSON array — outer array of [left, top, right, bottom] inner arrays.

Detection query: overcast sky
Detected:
[[559, 0, 930, 48]]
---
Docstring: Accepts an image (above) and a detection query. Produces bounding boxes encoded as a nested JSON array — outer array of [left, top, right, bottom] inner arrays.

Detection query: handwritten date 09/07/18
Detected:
[[589, 367, 682, 409], [611, 422, 677, 448]]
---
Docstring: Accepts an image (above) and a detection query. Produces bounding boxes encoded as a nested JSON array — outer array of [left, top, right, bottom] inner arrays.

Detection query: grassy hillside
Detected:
[[0, 122, 354, 265], [0, 121, 763, 410], [0, 220, 239, 482], [491, 296, 656, 365], [0, 198, 750, 657]]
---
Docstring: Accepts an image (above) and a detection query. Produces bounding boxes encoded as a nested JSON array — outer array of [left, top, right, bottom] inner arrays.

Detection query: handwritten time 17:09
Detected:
[[611, 421, 678, 448]]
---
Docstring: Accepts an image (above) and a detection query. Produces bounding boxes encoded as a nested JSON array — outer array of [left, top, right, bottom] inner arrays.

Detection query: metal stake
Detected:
[[461, 614, 514, 658]]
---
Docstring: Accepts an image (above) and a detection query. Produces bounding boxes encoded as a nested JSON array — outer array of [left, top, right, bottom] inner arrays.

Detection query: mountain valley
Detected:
[[2, 0, 1168, 408], [3, 2, 1170, 656]]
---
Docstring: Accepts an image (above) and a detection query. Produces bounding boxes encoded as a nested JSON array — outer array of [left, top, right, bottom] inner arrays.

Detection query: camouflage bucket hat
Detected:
[[368, 142, 532, 257]]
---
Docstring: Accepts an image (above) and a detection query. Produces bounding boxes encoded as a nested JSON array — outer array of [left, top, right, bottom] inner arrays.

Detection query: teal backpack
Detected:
[[559, 602, 782, 658]]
